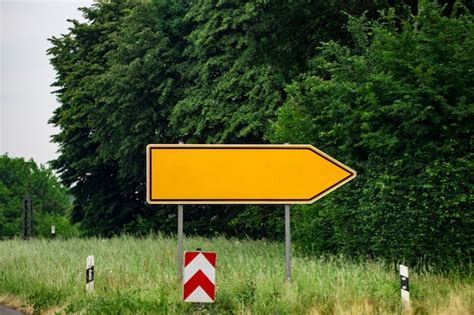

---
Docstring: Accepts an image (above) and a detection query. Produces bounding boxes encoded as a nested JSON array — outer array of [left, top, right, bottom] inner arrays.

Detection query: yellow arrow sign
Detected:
[[146, 144, 356, 204]]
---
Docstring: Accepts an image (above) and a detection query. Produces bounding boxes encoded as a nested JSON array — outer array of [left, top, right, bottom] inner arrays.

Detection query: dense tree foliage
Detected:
[[0, 155, 76, 237], [49, 1, 154, 235], [49, 0, 389, 237], [270, 3, 473, 266], [48, 0, 472, 265]]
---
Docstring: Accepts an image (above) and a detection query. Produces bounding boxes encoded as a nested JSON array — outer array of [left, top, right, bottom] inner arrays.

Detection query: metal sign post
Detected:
[[284, 143, 292, 282], [177, 204, 184, 280], [285, 204, 291, 282], [177, 141, 184, 280], [22, 195, 32, 239]]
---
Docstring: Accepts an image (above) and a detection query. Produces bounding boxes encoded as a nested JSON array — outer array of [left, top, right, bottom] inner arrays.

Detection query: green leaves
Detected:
[[0, 155, 75, 237], [50, 0, 441, 241], [271, 2, 473, 267]]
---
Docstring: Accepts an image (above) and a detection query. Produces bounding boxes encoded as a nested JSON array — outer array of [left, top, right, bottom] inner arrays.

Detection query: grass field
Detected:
[[0, 235, 472, 314]]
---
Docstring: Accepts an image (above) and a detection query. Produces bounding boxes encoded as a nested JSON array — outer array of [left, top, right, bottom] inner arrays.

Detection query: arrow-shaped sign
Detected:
[[147, 144, 356, 204], [183, 251, 216, 303]]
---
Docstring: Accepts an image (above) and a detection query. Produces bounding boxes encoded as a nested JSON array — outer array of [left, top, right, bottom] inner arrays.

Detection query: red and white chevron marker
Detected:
[[183, 251, 216, 303]]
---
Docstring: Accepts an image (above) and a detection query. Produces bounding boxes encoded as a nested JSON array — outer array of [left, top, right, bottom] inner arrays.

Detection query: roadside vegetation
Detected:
[[0, 155, 78, 239], [45, 0, 473, 269], [0, 1, 472, 313], [0, 236, 472, 314]]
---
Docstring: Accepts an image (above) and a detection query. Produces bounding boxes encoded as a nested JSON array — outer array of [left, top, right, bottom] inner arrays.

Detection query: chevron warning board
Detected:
[[183, 251, 216, 303]]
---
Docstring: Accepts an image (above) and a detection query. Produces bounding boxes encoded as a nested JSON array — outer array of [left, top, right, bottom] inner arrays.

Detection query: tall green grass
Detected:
[[0, 235, 472, 314]]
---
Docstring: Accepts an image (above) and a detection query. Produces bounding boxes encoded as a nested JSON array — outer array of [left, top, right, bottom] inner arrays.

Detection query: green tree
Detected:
[[170, 0, 391, 238], [48, 0, 142, 235], [92, 0, 192, 235], [0, 155, 76, 237], [171, 0, 388, 144], [48, 0, 397, 237], [270, 2, 473, 266]]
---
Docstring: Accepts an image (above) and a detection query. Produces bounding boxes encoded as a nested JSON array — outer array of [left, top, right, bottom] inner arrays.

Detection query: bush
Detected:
[[270, 3, 473, 268], [0, 155, 76, 238]]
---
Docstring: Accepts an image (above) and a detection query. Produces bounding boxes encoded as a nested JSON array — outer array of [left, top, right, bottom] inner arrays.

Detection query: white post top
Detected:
[[87, 255, 94, 268], [51, 225, 56, 233], [400, 264, 409, 277]]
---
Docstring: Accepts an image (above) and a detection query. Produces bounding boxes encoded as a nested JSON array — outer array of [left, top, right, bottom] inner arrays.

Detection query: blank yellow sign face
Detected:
[[147, 144, 356, 204]]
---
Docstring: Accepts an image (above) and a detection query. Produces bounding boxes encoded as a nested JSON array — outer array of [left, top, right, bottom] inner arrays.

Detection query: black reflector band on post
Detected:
[[400, 275, 409, 291], [400, 264, 410, 304], [86, 255, 94, 293], [86, 266, 94, 283]]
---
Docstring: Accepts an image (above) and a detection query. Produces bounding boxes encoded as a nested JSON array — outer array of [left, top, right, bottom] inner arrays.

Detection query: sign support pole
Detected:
[[177, 141, 184, 280], [285, 204, 291, 282], [23, 195, 32, 239], [283, 142, 292, 282], [177, 204, 184, 280]]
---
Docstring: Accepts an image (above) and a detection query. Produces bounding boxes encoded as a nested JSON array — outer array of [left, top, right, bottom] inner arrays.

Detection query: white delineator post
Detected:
[[51, 225, 56, 238], [400, 264, 409, 304], [86, 255, 94, 292]]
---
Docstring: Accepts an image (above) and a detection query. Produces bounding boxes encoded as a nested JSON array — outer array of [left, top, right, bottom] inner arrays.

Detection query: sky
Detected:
[[1, 0, 93, 166]]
